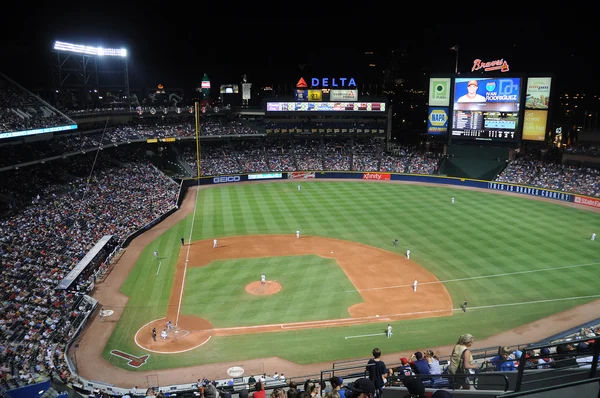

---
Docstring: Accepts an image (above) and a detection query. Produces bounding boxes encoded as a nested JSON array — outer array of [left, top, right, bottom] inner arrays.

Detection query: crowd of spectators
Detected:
[[0, 148, 179, 390], [0, 74, 75, 134], [176, 138, 437, 177], [0, 117, 265, 168], [495, 157, 600, 197]]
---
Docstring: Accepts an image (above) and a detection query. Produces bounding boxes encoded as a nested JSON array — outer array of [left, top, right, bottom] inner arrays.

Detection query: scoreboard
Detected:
[[266, 102, 385, 112]]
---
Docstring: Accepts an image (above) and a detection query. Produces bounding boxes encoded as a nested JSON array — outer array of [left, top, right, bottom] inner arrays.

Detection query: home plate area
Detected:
[[171, 328, 190, 340]]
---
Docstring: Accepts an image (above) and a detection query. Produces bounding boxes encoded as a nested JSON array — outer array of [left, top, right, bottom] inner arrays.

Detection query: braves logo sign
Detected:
[[472, 58, 510, 73]]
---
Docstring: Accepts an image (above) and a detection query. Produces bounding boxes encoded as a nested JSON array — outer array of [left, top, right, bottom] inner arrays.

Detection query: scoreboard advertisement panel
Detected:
[[308, 89, 323, 102], [451, 77, 522, 142], [427, 107, 449, 135], [266, 102, 385, 112], [522, 77, 552, 141], [330, 89, 358, 102]]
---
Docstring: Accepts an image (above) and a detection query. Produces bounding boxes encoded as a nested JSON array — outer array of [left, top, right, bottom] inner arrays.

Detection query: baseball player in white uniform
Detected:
[[592, 233, 596, 241], [261, 274, 266, 285], [213, 239, 218, 248], [406, 249, 410, 259], [387, 324, 393, 339], [298, 184, 301, 191], [451, 197, 455, 204], [296, 230, 300, 239], [153, 250, 158, 259], [413, 279, 418, 292]]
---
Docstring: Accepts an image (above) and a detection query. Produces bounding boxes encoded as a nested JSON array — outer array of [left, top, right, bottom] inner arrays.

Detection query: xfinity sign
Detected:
[[213, 176, 241, 184]]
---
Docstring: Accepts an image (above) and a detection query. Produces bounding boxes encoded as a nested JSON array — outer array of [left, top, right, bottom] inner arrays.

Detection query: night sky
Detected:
[[1, 5, 597, 94]]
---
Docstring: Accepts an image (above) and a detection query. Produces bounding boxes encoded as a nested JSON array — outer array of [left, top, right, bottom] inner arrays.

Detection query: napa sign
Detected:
[[296, 77, 357, 88]]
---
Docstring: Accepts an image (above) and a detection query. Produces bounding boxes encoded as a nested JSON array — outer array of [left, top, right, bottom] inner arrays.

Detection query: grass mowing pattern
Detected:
[[103, 182, 600, 370], [181, 255, 362, 327]]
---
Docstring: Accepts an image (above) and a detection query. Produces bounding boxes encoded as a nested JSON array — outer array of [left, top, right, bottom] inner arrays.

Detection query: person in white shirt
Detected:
[[296, 230, 300, 239], [592, 233, 596, 241], [160, 329, 167, 339], [457, 80, 486, 103], [386, 324, 393, 339], [406, 249, 410, 259], [213, 239, 218, 248], [261, 274, 266, 285], [413, 279, 418, 292], [153, 250, 158, 259], [272, 372, 279, 380], [298, 185, 301, 191], [451, 197, 455, 204]]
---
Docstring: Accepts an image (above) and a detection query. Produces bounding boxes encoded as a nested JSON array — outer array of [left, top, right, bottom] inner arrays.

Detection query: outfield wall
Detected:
[[182, 171, 597, 206]]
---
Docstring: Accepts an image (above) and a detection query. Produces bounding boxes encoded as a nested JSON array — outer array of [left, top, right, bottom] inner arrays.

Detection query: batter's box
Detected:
[[172, 329, 190, 340]]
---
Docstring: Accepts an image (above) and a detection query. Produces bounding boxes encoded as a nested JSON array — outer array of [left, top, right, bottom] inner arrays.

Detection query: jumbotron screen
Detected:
[[266, 102, 385, 112], [451, 77, 522, 141]]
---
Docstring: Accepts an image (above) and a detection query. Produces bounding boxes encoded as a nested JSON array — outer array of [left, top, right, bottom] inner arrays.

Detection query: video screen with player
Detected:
[[452, 77, 522, 141]]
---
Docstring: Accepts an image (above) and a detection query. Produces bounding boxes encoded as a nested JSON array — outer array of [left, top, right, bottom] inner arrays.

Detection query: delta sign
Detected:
[[296, 77, 357, 88], [427, 107, 449, 135]]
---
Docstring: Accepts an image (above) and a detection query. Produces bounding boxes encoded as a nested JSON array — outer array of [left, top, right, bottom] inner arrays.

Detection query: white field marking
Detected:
[[137, 336, 212, 354], [176, 185, 201, 327], [345, 333, 385, 339], [345, 262, 600, 293], [212, 294, 600, 335], [457, 294, 600, 312], [281, 319, 375, 330], [155, 261, 162, 276]]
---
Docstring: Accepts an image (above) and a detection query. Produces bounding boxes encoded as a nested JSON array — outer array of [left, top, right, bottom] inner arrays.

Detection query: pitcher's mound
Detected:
[[246, 281, 282, 296]]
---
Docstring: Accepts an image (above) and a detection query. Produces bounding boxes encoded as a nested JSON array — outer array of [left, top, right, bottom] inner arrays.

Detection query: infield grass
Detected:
[[104, 181, 600, 370], [181, 255, 362, 327]]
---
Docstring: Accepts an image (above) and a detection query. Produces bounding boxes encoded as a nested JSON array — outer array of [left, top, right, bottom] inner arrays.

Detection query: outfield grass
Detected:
[[104, 181, 600, 370], [181, 255, 362, 327]]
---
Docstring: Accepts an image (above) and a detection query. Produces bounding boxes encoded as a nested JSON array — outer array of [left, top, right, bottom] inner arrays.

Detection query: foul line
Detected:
[[155, 261, 162, 276], [345, 333, 385, 339], [176, 185, 200, 327], [341, 294, 600, 340], [346, 262, 600, 293]]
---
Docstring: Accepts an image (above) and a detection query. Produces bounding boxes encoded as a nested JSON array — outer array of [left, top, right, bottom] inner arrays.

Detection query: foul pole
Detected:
[[194, 102, 201, 178]]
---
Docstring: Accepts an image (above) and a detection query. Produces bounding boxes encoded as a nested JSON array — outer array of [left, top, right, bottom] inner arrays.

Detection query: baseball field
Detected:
[[97, 180, 600, 376]]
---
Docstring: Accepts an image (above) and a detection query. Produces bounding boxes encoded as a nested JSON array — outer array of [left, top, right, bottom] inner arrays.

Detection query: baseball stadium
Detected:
[[1, 44, 600, 398]]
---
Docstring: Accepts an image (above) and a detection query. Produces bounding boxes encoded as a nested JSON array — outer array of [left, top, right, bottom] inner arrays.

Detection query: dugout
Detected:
[[438, 144, 512, 180]]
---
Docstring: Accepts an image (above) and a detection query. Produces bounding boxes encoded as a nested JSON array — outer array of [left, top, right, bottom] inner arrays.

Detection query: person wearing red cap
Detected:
[[396, 357, 414, 376]]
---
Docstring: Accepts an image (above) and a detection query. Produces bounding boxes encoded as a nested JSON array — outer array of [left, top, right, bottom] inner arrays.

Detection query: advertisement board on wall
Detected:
[[427, 107, 449, 135], [248, 173, 283, 180], [574, 195, 600, 208], [522, 110, 548, 141], [487, 182, 571, 202], [295, 89, 308, 101], [288, 172, 316, 179], [525, 77, 552, 110], [212, 176, 242, 184], [362, 173, 390, 181], [266, 102, 385, 112], [428, 78, 451, 106], [329, 89, 358, 102], [308, 90, 323, 102], [242, 83, 252, 100]]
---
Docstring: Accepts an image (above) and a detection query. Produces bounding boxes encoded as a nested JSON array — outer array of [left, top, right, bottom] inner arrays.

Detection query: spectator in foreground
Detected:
[[447, 334, 477, 390], [489, 346, 516, 371]]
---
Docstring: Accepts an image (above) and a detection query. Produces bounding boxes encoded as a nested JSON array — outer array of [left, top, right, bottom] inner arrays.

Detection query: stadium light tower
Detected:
[[51, 40, 131, 109]]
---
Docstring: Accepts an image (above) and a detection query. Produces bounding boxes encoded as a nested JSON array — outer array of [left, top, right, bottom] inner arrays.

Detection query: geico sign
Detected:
[[213, 176, 241, 184]]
